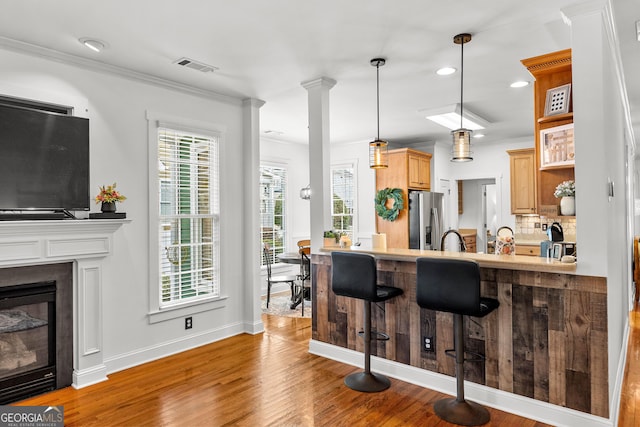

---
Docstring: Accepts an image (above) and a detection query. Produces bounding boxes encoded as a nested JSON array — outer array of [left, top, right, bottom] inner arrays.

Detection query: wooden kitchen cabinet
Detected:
[[459, 228, 477, 253], [375, 148, 432, 248], [508, 148, 537, 214], [521, 50, 575, 209], [516, 244, 540, 257], [463, 235, 476, 253], [408, 151, 430, 190]]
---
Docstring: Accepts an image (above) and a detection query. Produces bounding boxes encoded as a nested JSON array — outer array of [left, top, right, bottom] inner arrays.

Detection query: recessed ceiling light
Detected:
[[436, 67, 456, 76], [510, 81, 529, 88], [79, 37, 107, 53], [473, 133, 485, 138]]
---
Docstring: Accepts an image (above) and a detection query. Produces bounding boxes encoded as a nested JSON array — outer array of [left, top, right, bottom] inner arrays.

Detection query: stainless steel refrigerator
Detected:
[[409, 191, 444, 250]]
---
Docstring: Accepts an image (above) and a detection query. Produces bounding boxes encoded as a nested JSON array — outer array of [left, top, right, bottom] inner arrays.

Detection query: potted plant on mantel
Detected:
[[95, 183, 126, 213], [554, 180, 575, 216]]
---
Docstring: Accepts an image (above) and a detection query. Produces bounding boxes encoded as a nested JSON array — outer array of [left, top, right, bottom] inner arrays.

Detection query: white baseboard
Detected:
[[104, 321, 247, 375], [609, 317, 630, 426], [72, 364, 108, 389], [308, 340, 613, 427], [245, 319, 265, 335]]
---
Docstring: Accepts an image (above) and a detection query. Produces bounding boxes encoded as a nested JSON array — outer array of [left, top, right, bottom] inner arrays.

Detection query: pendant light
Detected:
[[369, 58, 389, 169], [451, 33, 473, 162]]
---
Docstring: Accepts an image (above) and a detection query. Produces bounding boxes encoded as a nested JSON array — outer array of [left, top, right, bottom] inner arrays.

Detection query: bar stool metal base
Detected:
[[434, 398, 490, 426], [344, 372, 391, 393]]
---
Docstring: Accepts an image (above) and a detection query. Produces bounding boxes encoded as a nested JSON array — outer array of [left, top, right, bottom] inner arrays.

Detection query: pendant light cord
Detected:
[[376, 62, 380, 140], [460, 38, 464, 130]]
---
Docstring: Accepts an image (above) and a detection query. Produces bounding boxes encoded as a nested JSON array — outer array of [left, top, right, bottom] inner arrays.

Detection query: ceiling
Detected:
[[0, 0, 639, 149]]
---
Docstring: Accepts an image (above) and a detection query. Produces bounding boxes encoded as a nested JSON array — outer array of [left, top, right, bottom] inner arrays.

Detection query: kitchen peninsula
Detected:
[[310, 247, 608, 421]]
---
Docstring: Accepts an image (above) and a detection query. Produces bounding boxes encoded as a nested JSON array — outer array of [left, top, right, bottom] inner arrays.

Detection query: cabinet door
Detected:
[[408, 154, 430, 190], [509, 149, 537, 214]]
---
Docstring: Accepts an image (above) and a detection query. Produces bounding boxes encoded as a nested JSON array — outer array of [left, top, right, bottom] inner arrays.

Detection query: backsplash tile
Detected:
[[515, 215, 576, 241]]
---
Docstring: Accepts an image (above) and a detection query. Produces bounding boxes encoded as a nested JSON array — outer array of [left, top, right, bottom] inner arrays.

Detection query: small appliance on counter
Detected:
[[548, 222, 564, 242], [540, 240, 577, 259], [552, 242, 577, 259]]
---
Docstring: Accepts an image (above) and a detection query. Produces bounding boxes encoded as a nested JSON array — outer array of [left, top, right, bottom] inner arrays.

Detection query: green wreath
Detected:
[[375, 188, 404, 221]]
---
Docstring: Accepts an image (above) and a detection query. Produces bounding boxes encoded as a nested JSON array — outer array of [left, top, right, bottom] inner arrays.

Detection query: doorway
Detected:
[[458, 178, 496, 253]]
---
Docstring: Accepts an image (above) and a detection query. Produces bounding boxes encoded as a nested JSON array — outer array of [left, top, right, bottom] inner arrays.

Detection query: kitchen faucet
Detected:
[[440, 229, 467, 252]]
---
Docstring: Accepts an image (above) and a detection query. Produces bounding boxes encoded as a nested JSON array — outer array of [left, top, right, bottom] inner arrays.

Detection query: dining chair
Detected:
[[263, 243, 297, 308], [297, 239, 311, 315]]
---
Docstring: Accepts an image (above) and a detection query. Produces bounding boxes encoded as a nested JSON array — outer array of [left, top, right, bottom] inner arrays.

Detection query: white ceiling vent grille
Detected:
[[174, 57, 218, 73]]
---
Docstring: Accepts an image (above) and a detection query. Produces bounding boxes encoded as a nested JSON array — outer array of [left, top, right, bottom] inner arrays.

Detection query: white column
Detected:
[[242, 97, 266, 334], [301, 77, 337, 252], [562, 1, 628, 417]]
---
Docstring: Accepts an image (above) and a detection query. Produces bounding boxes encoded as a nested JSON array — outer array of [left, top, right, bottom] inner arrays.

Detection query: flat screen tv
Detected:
[[0, 103, 90, 216]]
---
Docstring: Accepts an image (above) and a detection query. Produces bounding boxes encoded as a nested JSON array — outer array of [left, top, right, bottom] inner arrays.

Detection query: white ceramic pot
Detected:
[[560, 196, 575, 216]]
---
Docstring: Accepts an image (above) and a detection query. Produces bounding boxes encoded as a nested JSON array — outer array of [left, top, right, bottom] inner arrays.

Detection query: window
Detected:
[[260, 165, 287, 266], [331, 164, 356, 238], [157, 127, 220, 308]]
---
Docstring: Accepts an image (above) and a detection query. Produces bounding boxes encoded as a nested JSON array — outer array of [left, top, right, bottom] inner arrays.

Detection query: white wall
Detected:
[[0, 48, 249, 371]]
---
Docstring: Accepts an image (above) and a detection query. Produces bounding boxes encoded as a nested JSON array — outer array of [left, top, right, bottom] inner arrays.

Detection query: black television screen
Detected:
[[0, 103, 90, 212]]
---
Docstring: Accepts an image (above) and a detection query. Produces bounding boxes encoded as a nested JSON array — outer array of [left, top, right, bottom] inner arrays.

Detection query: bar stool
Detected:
[[416, 258, 499, 426], [331, 251, 403, 392]]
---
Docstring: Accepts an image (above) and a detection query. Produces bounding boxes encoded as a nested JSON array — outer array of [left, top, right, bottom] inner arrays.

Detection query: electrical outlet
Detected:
[[423, 336, 434, 352], [534, 222, 541, 228], [185, 317, 193, 330], [542, 223, 548, 231]]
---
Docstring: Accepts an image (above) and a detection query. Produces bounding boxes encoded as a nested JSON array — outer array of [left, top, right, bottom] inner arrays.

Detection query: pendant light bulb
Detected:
[[451, 33, 473, 162], [369, 58, 389, 169]]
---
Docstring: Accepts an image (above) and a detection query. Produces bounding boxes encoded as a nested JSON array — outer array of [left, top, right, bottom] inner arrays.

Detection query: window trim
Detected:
[[146, 111, 227, 323]]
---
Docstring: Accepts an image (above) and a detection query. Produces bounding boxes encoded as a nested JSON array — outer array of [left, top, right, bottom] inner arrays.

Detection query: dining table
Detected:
[[277, 252, 310, 309]]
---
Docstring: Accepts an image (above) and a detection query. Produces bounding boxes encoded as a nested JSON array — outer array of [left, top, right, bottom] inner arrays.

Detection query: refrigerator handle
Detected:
[[432, 208, 440, 250]]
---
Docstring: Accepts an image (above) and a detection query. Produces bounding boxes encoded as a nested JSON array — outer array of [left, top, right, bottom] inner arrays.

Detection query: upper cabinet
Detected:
[[407, 151, 431, 190], [377, 148, 432, 193], [508, 148, 537, 214], [521, 49, 575, 210]]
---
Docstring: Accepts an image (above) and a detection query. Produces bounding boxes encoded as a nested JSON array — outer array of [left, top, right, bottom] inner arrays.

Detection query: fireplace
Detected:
[[0, 263, 73, 403], [0, 219, 125, 392]]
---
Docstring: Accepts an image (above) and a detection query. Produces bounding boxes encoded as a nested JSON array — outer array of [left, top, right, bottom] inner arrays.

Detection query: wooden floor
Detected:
[[16, 314, 554, 427], [619, 302, 640, 426]]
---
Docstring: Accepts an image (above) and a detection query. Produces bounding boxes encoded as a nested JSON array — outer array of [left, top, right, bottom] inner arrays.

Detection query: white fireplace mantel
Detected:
[[0, 219, 128, 388]]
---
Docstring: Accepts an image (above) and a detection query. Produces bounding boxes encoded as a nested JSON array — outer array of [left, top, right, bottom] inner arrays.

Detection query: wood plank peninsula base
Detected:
[[310, 248, 608, 423]]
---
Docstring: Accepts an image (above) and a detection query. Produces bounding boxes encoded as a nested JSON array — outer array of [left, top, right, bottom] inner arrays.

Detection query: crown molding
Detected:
[[0, 36, 243, 106]]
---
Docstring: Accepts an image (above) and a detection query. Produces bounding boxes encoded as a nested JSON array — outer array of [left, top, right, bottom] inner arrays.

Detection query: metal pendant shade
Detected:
[[369, 58, 389, 169], [451, 33, 473, 162]]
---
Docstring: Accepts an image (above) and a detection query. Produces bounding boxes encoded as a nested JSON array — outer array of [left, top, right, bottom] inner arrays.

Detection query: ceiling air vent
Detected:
[[173, 57, 218, 73]]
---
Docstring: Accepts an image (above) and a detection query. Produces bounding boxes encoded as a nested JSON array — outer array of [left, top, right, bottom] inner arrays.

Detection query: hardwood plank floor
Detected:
[[619, 303, 640, 426], [16, 314, 552, 426]]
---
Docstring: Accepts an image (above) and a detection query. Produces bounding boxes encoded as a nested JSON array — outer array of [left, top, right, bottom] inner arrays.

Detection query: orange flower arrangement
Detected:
[[95, 183, 126, 204]]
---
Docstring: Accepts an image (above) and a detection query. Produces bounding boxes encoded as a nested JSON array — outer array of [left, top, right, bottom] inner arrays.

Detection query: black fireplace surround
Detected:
[[0, 263, 73, 403]]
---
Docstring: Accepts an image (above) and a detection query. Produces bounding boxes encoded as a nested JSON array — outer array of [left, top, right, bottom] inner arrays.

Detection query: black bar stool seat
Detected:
[[331, 251, 403, 392], [416, 257, 499, 426]]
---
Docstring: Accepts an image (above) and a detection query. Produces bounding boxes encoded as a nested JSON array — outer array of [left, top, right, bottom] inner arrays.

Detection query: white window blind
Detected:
[[331, 166, 356, 237], [260, 165, 287, 266], [158, 128, 220, 307]]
